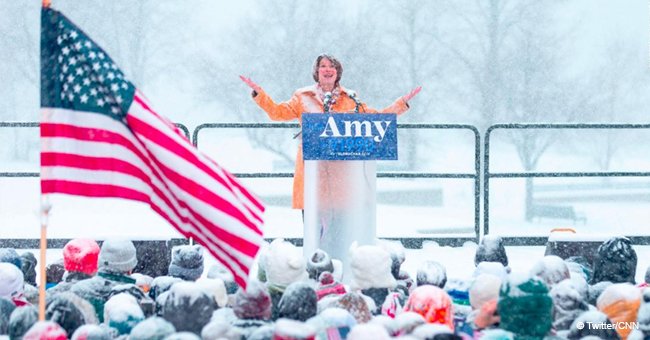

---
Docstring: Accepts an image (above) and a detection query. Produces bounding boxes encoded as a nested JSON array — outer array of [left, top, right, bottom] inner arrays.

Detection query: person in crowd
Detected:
[[22, 320, 68, 340], [306, 249, 334, 281], [417, 261, 448, 288], [48, 239, 100, 295], [161, 281, 216, 335], [403, 285, 455, 331], [133, 240, 172, 278], [8, 305, 39, 340], [550, 279, 589, 331], [474, 235, 509, 268], [0, 262, 29, 306], [264, 239, 307, 320], [467, 273, 502, 334], [45, 292, 97, 336], [19, 252, 37, 287], [566, 310, 621, 339], [45, 259, 65, 290], [597, 283, 642, 340], [497, 274, 553, 339], [349, 244, 396, 314], [278, 282, 318, 322], [530, 255, 571, 289], [103, 293, 145, 336], [0, 248, 22, 269], [241, 54, 421, 210], [0, 297, 16, 334], [230, 280, 273, 338], [70, 239, 138, 322], [591, 236, 637, 284], [128, 317, 176, 340], [168, 244, 204, 281]]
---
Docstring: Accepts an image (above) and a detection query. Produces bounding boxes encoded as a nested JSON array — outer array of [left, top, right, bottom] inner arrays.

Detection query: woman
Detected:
[[240, 54, 421, 210]]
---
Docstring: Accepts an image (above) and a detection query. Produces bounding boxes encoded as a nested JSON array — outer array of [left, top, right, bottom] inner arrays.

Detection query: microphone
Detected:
[[348, 90, 361, 113], [323, 92, 333, 113]]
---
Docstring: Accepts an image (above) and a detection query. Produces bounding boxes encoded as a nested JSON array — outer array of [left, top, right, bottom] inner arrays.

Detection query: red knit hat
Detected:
[[63, 239, 100, 275]]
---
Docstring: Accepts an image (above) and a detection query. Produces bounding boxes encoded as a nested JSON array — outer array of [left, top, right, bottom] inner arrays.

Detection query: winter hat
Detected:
[[361, 287, 390, 315], [567, 310, 621, 340], [334, 292, 373, 324], [278, 282, 318, 322], [565, 256, 593, 282], [306, 249, 333, 281], [265, 239, 306, 287], [469, 274, 502, 310], [411, 323, 454, 339], [8, 305, 39, 340], [635, 301, 650, 335], [591, 236, 637, 284], [417, 261, 447, 288], [381, 291, 405, 319], [314, 307, 357, 338], [472, 261, 508, 281], [530, 255, 571, 288], [349, 244, 396, 290], [168, 245, 204, 281], [20, 252, 37, 286], [129, 316, 176, 340], [98, 239, 137, 274], [597, 283, 642, 339], [550, 279, 589, 330], [63, 239, 100, 276], [70, 324, 113, 340], [233, 280, 272, 320], [196, 278, 228, 308], [163, 332, 202, 340], [46, 259, 65, 284], [0, 262, 24, 299], [207, 263, 238, 294], [316, 272, 346, 300], [23, 321, 67, 340], [273, 318, 316, 339], [46, 292, 97, 336], [133, 240, 172, 278], [149, 275, 183, 301], [0, 297, 16, 334], [498, 274, 552, 339], [201, 318, 242, 340], [394, 311, 426, 335], [377, 239, 406, 279], [474, 235, 508, 267], [162, 281, 216, 334], [403, 285, 454, 330], [347, 323, 391, 340], [0, 248, 21, 269], [104, 293, 145, 335]]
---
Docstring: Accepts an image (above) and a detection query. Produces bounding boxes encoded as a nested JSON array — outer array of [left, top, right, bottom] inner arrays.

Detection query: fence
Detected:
[[2, 121, 650, 248]]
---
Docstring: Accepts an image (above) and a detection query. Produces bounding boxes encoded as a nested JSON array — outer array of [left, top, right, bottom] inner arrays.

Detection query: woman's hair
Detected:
[[312, 54, 343, 86]]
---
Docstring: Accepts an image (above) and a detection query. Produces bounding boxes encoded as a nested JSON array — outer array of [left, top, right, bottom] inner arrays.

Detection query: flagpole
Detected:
[[39, 0, 51, 322], [38, 197, 51, 321]]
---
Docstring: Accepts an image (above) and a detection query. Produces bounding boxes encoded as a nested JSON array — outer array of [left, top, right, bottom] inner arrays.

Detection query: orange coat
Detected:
[[253, 84, 410, 209]]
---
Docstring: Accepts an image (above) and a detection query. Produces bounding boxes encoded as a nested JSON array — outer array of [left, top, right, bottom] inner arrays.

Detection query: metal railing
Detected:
[[484, 123, 650, 245]]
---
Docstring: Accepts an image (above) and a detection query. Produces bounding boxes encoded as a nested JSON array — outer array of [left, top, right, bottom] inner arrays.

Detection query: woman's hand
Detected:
[[402, 86, 422, 103], [239, 75, 262, 93]]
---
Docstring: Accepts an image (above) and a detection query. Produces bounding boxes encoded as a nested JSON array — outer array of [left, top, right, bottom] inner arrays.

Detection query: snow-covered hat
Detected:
[[128, 317, 176, 340], [416, 261, 447, 288], [98, 239, 137, 274], [474, 235, 508, 267], [0, 248, 22, 269], [530, 255, 571, 288], [23, 321, 67, 340], [473, 261, 508, 281], [596, 283, 642, 339], [168, 245, 204, 281], [265, 239, 306, 287], [278, 282, 318, 322], [0, 262, 24, 299], [196, 278, 228, 308], [233, 280, 272, 320], [469, 273, 502, 310], [63, 239, 100, 276], [70, 324, 113, 340], [347, 323, 391, 340], [306, 249, 333, 281], [103, 293, 144, 335], [349, 244, 396, 290]]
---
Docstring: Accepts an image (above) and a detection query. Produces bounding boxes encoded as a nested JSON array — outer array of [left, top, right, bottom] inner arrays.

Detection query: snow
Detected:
[[529, 255, 571, 287], [416, 261, 446, 287], [349, 244, 396, 290], [103, 293, 143, 323], [168, 281, 207, 306]]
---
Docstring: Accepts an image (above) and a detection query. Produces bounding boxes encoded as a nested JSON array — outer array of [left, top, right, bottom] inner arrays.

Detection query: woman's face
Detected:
[[317, 58, 337, 88]]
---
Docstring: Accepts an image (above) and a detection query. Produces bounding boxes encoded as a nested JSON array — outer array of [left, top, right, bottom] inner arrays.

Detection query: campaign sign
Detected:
[[302, 113, 398, 160]]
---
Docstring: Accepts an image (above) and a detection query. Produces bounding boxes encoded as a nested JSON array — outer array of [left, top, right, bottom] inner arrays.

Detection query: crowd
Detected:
[[0, 234, 647, 339]]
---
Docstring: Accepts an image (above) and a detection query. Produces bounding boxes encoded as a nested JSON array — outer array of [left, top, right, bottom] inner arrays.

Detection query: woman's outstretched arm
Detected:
[[240, 75, 301, 121]]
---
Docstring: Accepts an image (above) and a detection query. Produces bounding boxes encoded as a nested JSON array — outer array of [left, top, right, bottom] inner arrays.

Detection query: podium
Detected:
[[301, 113, 397, 282]]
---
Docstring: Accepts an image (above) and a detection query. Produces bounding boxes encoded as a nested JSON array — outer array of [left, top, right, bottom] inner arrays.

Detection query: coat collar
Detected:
[[296, 83, 356, 104]]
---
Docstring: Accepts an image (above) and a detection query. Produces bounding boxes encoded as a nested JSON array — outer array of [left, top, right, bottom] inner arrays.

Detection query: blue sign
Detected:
[[302, 113, 398, 160]]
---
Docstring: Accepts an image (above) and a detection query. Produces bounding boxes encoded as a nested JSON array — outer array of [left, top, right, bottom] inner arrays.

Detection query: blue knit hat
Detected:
[[0, 248, 22, 269]]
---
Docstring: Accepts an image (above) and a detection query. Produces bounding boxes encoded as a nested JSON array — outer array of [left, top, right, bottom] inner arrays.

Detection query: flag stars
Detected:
[[90, 88, 98, 97], [116, 95, 123, 104], [111, 84, 119, 92], [121, 83, 128, 90], [75, 68, 84, 76], [84, 41, 92, 49], [80, 94, 89, 104], [107, 72, 115, 80], [92, 62, 100, 71], [89, 51, 96, 60], [83, 78, 90, 86], [73, 84, 82, 93], [62, 46, 70, 56], [111, 106, 120, 114], [69, 30, 78, 39], [98, 52, 105, 59], [62, 65, 69, 73], [97, 98, 105, 106], [66, 74, 74, 83], [67, 93, 74, 101], [68, 57, 76, 66], [74, 42, 82, 51]]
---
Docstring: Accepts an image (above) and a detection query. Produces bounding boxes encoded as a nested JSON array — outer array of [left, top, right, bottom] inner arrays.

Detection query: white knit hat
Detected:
[[0, 262, 24, 298], [98, 239, 137, 273], [350, 244, 396, 290], [265, 239, 306, 287], [469, 273, 502, 310]]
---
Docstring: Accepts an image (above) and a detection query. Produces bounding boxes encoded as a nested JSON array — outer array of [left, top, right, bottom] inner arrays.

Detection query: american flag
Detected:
[[40, 7, 265, 288]]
